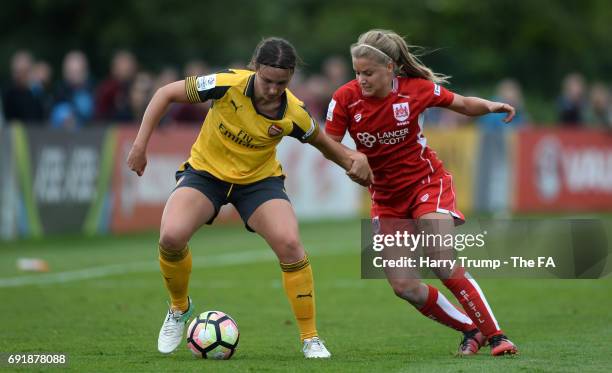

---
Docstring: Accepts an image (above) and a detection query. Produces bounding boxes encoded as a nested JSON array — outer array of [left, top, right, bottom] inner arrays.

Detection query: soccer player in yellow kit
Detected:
[[126, 37, 373, 358]]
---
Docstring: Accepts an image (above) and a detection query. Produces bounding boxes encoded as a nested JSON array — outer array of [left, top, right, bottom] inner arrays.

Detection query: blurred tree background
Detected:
[[1, 0, 611, 120]]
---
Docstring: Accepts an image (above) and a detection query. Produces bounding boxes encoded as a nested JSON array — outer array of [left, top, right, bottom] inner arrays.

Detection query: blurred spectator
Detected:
[[476, 78, 528, 214], [585, 82, 612, 129], [424, 107, 470, 128], [228, 60, 247, 70], [31, 61, 54, 116], [302, 74, 331, 122], [0, 93, 5, 128], [2, 51, 46, 124], [154, 66, 179, 91], [167, 60, 210, 124], [425, 89, 479, 128], [32, 62, 53, 89], [479, 79, 528, 129], [322, 55, 351, 94], [129, 72, 154, 122], [288, 69, 306, 92], [557, 72, 586, 126], [6, 50, 605, 131], [50, 103, 78, 130], [50, 50, 94, 130], [184, 60, 209, 77], [152, 67, 179, 123], [289, 71, 329, 123], [95, 50, 138, 121]]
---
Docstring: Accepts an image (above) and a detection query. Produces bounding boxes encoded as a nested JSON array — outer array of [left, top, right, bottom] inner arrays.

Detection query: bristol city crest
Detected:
[[268, 124, 283, 137], [392, 102, 410, 122]]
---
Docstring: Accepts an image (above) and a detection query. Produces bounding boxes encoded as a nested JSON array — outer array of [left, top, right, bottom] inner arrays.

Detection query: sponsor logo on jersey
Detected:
[[356, 128, 410, 148], [356, 132, 377, 148], [218, 123, 265, 149], [268, 124, 283, 137], [326, 99, 337, 121], [393, 102, 410, 125], [434, 84, 441, 96], [354, 113, 362, 122], [196, 74, 216, 91]]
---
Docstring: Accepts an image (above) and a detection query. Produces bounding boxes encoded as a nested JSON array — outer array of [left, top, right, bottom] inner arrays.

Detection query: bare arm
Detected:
[[126, 80, 190, 176], [311, 131, 373, 186], [327, 133, 344, 143], [447, 94, 516, 123]]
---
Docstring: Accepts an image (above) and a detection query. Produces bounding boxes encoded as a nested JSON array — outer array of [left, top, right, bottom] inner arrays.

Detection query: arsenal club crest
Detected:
[[392, 102, 410, 123], [268, 124, 283, 137]]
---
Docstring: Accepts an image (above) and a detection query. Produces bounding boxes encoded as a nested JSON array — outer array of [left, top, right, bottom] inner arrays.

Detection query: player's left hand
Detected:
[[347, 152, 374, 187], [490, 102, 516, 123]]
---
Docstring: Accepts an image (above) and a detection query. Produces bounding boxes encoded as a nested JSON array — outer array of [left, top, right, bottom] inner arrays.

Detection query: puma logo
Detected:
[[230, 99, 242, 112], [296, 292, 312, 298]]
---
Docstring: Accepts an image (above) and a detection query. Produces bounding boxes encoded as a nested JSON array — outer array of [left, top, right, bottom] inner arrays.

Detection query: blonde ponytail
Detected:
[[350, 29, 450, 84]]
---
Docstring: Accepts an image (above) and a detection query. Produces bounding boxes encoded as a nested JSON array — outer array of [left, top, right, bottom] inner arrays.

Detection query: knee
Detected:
[[273, 234, 304, 263], [390, 279, 425, 305], [159, 229, 189, 251]]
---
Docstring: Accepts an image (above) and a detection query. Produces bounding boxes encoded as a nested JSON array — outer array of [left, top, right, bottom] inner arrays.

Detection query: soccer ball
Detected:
[[186, 311, 239, 359]]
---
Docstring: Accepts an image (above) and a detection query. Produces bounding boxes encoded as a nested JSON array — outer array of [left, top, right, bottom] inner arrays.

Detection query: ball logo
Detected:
[[392, 102, 410, 122], [267, 124, 283, 137], [357, 132, 377, 148]]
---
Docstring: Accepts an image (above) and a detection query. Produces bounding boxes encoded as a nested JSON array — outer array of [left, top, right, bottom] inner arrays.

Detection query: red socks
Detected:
[[442, 267, 503, 338], [418, 284, 475, 332]]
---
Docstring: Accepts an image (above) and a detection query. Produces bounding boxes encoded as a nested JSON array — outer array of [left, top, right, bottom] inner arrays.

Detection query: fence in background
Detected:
[[2, 124, 612, 240]]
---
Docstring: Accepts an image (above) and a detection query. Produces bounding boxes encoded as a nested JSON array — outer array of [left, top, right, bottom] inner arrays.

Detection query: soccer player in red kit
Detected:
[[326, 29, 518, 356]]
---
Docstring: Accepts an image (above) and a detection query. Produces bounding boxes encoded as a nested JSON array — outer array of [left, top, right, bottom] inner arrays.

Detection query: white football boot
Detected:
[[302, 337, 331, 358], [157, 297, 193, 354]]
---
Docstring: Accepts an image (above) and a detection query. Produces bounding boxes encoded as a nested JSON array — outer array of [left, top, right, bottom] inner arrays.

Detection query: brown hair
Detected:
[[248, 37, 302, 70], [350, 29, 450, 84]]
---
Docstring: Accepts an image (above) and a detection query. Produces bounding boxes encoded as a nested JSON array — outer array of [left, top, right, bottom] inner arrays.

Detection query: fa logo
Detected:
[[392, 102, 410, 122]]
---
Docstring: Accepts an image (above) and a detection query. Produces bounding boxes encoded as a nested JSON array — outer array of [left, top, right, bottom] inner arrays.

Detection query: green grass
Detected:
[[1, 219, 611, 372]]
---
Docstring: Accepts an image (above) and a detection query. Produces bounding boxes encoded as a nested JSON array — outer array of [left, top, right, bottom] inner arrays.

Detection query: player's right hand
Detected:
[[126, 143, 147, 176], [347, 152, 374, 187], [490, 102, 516, 123]]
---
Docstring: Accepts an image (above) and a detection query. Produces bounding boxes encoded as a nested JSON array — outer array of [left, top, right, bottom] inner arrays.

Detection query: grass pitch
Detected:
[[1, 219, 611, 372]]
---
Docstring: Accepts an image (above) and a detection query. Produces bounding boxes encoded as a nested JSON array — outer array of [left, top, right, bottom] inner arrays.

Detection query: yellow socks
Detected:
[[158, 244, 192, 312], [281, 255, 318, 341], [158, 245, 317, 340]]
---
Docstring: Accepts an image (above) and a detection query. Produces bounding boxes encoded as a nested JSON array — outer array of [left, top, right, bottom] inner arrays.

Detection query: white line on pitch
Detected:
[[0, 245, 354, 288]]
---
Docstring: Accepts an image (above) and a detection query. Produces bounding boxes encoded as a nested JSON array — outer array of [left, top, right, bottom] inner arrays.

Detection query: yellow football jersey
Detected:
[[183, 69, 319, 184]]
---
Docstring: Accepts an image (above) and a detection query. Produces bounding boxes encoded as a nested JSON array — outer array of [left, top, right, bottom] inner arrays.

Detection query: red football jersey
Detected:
[[325, 77, 455, 205]]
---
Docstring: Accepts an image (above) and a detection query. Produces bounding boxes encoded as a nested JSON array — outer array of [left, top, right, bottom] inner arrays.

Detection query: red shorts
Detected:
[[370, 169, 465, 224]]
